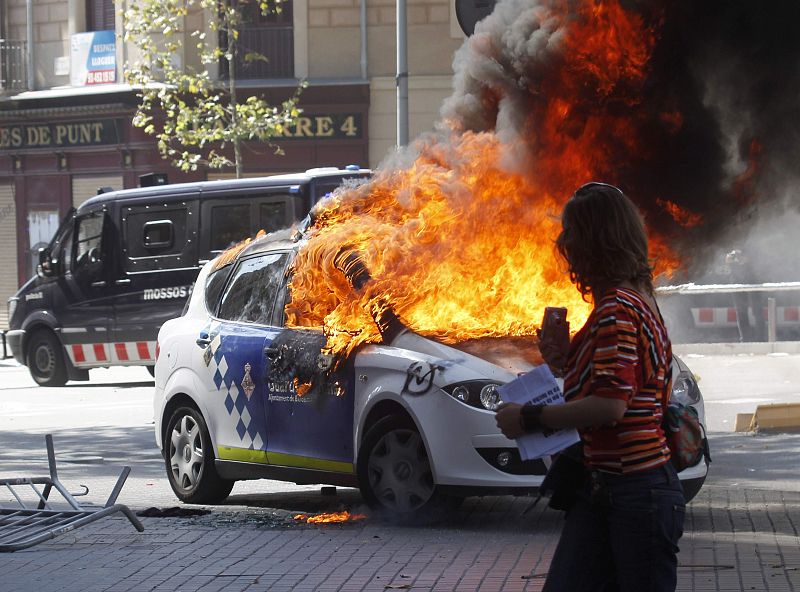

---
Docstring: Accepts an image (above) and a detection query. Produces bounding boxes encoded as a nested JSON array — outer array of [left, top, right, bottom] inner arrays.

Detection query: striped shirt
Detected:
[[563, 287, 673, 474]]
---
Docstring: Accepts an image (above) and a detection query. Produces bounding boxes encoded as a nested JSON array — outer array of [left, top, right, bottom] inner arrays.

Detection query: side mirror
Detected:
[[37, 247, 55, 278]]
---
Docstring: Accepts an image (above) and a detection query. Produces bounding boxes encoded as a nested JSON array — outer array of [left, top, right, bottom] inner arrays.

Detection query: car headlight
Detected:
[[671, 370, 701, 406], [443, 380, 503, 411], [7, 298, 17, 321]]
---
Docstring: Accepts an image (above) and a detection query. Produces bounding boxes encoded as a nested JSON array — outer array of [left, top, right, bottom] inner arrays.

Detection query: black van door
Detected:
[[109, 199, 200, 364], [57, 208, 115, 367]]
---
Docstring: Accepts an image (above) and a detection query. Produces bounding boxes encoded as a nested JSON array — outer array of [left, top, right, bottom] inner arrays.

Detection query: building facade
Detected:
[[0, 0, 466, 328]]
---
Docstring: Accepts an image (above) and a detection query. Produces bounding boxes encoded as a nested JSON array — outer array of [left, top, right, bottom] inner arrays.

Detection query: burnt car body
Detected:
[[154, 230, 710, 516]]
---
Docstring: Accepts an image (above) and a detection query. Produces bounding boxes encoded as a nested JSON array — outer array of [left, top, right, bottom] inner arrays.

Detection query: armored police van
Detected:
[[6, 167, 369, 386]]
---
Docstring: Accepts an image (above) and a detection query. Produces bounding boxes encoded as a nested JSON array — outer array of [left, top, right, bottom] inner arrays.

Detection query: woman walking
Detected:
[[495, 182, 685, 591]]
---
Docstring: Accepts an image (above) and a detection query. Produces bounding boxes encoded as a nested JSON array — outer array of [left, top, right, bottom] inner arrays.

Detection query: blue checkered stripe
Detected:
[[206, 335, 264, 451]]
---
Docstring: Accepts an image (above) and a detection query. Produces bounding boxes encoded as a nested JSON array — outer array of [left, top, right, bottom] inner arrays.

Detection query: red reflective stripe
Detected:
[[93, 343, 107, 362], [786, 307, 800, 322], [698, 308, 714, 323], [727, 308, 737, 323], [72, 344, 85, 363], [137, 342, 150, 360], [115, 343, 129, 361]]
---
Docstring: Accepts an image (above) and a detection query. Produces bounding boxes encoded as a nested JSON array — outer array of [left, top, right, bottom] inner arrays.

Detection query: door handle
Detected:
[[91, 280, 107, 288], [115, 278, 131, 285], [196, 332, 211, 348]]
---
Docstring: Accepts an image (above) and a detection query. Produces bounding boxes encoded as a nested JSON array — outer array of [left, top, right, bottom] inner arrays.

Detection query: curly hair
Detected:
[[555, 183, 654, 300]]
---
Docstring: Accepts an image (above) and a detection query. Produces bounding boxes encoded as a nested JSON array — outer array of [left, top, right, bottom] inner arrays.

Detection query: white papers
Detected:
[[497, 365, 580, 460]]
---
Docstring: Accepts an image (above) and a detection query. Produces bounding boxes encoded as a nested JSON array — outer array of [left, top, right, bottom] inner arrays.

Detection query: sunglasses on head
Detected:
[[574, 182, 624, 196]]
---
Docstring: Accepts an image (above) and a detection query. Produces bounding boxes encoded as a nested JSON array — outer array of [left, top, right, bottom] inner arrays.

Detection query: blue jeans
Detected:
[[542, 463, 686, 592]]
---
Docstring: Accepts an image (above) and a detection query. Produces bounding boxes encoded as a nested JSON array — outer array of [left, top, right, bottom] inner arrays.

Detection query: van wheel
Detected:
[[26, 330, 68, 387], [357, 414, 460, 520], [165, 406, 234, 504]]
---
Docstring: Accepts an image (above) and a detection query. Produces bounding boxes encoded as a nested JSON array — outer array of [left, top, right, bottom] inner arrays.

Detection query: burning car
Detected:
[[153, 229, 709, 516]]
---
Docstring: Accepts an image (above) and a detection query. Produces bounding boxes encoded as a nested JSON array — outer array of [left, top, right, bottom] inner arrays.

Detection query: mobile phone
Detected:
[[540, 306, 568, 340]]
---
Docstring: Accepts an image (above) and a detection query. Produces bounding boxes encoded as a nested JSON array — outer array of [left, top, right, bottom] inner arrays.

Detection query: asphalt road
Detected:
[[0, 352, 798, 514]]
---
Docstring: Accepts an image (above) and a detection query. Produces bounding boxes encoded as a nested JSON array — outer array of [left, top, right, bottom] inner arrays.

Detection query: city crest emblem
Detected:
[[241, 363, 255, 399]]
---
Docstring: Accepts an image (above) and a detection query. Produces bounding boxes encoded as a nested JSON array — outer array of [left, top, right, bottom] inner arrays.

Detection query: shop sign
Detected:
[[71, 30, 116, 86], [0, 120, 119, 149], [281, 114, 362, 140]]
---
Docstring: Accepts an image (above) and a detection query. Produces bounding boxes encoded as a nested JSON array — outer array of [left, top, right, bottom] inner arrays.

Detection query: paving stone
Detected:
[[0, 489, 799, 591]]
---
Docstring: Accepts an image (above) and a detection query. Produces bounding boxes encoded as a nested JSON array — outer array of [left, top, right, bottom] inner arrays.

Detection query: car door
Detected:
[[198, 251, 290, 459], [111, 199, 199, 363], [262, 271, 355, 473], [56, 208, 114, 366]]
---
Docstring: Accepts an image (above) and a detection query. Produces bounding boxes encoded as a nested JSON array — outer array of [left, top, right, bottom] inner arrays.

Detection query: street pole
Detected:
[[360, 0, 368, 80], [26, 0, 34, 90], [768, 297, 777, 342], [396, 0, 409, 147]]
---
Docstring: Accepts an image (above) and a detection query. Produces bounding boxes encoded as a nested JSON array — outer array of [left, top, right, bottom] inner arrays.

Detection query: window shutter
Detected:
[[87, 0, 115, 31]]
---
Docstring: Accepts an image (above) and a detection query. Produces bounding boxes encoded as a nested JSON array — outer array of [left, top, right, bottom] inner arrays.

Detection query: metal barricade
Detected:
[[657, 281, 800, 342], [0, 434, 144, 552]]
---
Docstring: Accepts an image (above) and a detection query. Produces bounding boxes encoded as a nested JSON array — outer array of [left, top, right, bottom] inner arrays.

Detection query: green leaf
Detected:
[[243, 52, 269, 64]]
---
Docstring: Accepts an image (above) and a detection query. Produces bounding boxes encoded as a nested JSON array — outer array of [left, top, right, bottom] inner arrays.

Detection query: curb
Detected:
[[674, 341, 800, 355], [736, 403, 800, 433]]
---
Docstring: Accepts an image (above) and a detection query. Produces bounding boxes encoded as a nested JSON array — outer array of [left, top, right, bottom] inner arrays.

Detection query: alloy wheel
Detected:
[[169, 414, 205, 492]]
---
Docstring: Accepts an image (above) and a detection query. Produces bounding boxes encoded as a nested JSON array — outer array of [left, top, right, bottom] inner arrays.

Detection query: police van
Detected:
[[6, 167, 370, 386]]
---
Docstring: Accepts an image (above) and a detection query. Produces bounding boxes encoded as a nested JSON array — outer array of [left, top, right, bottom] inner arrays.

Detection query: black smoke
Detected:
[[644, 1, 800, 281], [443, 0, 800, 282]]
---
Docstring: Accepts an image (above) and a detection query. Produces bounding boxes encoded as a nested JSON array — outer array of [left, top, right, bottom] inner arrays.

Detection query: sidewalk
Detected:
[[1, 485, 798, 592]]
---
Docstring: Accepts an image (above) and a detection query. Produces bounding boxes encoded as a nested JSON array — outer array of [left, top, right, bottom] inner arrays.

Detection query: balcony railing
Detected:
[[220, 26, 294, 80], [0, 40, 28, 91]]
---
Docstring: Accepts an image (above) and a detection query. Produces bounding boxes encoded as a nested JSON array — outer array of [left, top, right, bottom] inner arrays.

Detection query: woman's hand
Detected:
[[495, 402, 525, 439]]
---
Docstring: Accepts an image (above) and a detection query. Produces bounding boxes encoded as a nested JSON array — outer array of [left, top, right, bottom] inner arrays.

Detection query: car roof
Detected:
[[77, 168, 370, 212], [241, 229, 303, 256], [208, 227, 305, 274]]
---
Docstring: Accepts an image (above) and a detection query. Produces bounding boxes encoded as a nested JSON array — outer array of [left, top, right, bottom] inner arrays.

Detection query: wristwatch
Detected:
[[519, 404, 546, 432]]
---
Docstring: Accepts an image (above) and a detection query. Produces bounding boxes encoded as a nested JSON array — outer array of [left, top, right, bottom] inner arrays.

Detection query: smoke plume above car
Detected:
[[286, 0, 800, 357]]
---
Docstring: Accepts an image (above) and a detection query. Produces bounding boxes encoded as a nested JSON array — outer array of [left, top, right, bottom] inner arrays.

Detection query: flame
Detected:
[[293, 378, 312, 397], [656, 198, 702, 229], [284, 2, 680, 358], [293, 511, 367, 524], [214, 229, 267, 270]]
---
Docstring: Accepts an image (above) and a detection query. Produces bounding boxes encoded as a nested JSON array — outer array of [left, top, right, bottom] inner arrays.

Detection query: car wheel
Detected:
[[357, 414, 459, 519], [26, 329, 68, 387], [681, 475, 706, 503], [165, 406, 234, 504]]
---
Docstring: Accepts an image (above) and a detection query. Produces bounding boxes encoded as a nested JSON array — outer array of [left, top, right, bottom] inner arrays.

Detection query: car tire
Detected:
[[26, 329, 68, 387], [357, 414, 460, 520], [681, 475, 706, 503], [164, 406, 234, 504]]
